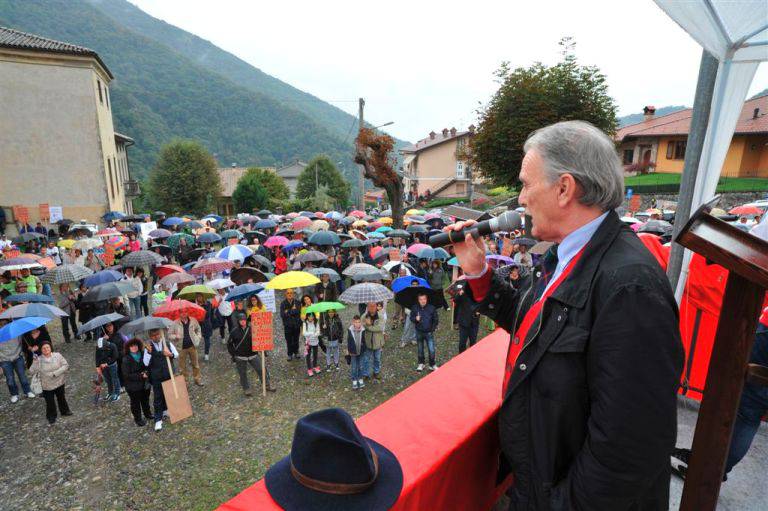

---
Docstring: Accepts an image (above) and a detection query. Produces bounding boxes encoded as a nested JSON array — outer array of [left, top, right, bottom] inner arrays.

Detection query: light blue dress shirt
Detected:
[[544, 211, 609, 294]]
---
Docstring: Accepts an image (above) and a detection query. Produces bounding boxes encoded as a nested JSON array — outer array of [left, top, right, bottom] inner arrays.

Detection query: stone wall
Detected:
[[622, 191, 766, 212]]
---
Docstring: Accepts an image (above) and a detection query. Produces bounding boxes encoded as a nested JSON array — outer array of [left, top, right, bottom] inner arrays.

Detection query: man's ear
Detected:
[[556, 173, 581, 207]]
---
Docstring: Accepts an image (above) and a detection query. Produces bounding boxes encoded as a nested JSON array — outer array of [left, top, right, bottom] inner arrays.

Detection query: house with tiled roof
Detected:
[[216, 165, 277, 216], [615, 95, 768, 178], [0, 26, 136, 231], [275, 160, 307, 196], [400, 127, 480, 201]]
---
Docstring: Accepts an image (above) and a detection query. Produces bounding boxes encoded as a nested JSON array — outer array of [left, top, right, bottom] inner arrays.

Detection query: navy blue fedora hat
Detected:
[[265, 408, 403, 510]]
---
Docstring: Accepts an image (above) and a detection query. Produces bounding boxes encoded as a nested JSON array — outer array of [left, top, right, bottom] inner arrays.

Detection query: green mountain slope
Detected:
[[0, 0, 355, 180], [617, 105, 688, 127], [86, 0, 361, 143]]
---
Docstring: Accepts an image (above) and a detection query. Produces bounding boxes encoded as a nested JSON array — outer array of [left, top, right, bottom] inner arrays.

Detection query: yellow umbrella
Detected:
[[310, 219, 330, 231], [265, 271, 320, 290], [406, 209, 421, 216], [352, 220, 369, 228], [378, 217, 393, 225], [57, 239, 76, 249]]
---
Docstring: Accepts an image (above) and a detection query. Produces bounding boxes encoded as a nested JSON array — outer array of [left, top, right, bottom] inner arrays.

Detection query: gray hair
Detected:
[[523, 121, 624, 211]]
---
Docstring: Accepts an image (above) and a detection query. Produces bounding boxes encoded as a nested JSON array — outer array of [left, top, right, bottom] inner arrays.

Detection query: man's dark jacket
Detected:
[[476, 211, 683, 511]]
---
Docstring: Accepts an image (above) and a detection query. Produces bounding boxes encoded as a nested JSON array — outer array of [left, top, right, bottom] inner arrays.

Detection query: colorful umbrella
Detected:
[[375, 226, 393, 233], [216, 244, 254, 262], [177, 284, 216, 299], [339, 283, 393, 304], [305, 301, 346, 314], [264, 236, 290, 248], [189, 257, 234, 275], [406, 243, 431, 255], [166, 233, 195, 250], [153, 299, 206, 322], [265, 271, 320, 290]]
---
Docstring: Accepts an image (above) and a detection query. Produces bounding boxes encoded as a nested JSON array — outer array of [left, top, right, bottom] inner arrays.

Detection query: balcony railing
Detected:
[[123, 179, 141, 198]]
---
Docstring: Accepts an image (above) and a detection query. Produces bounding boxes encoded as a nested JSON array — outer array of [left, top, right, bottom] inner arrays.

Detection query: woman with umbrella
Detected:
[[226, 313, 275, 396], [428, 260, 449, 311], [29, 342, 71, 425], [0, 319, 35, 402], [55, 283, 80, 342]]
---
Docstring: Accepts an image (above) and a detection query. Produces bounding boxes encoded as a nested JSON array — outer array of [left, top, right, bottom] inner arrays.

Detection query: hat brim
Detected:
[[264, 438, 403, 511]]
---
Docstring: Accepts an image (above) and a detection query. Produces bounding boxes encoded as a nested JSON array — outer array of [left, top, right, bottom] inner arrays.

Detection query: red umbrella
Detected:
[[728, 205, 762, 216], [292, 216, 312, 230], [153, 300, 205, 322], [349, 210, 366, 218], [155, 264, 185, 279]]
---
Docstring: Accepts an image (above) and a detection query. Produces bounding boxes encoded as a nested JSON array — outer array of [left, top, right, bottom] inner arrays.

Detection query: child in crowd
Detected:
[[302, 312, 321, 377], [320, 308, 343, 372], [346, 315, 366, 390]]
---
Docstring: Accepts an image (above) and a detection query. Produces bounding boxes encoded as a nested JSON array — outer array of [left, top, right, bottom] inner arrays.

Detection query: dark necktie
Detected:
[[534, 245, 559, 300]]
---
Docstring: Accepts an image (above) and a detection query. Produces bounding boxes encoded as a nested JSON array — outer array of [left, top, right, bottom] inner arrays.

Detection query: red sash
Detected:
[[502, 248, 585, 393]]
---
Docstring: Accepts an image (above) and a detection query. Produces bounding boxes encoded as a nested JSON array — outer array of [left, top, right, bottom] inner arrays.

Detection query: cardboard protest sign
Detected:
[[48, 206, 63, 224], [12, 206, 29, 224], [138, 221, 158, 241], [162, 375, 192, 423], [251, 311, 274, 351], [256, 288, 277, 312], [38, 204, 50, 222]]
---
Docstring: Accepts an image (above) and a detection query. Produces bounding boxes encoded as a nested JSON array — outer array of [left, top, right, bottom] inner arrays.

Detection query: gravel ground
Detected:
[[0, 296, 475, 511]]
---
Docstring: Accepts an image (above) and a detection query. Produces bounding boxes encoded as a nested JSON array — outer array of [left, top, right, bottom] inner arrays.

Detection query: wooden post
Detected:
[[675, 198, 768, 511], [261, 351, 266, 397], [161, 334, 179, 399]]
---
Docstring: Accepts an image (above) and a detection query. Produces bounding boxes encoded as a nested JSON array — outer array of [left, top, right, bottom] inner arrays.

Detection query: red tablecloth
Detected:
[[218, 328, 513, 511]]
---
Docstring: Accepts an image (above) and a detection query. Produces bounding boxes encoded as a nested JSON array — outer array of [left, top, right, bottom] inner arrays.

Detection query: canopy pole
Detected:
[[667, 50, 719, 298]]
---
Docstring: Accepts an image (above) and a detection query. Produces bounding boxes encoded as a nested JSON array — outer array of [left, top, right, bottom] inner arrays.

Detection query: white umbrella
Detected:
[[206, 278, 235, 290]]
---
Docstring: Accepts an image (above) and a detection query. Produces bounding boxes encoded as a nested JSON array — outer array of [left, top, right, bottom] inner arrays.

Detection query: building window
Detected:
[[666, 140, 686, 160], [97, 80, 103, 104], [108, 159, 114, 199], [623, 149, 634, 164], [105, 88, 110, 109], [456, 161, 465, 179]]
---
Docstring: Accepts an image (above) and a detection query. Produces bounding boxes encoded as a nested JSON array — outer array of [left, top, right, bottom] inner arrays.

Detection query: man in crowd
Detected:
[[410, 292, 439, 371], [279, 288, 302, 361], [143, 328, 178, 432], [169, 310, 204, 387]]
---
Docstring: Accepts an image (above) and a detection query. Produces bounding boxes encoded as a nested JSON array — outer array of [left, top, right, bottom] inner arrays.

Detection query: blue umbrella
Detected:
[[254, 219, 277, 229], [225, 283, 264, 302], [202, 214, 223, 223], [182, 262, 197, 272], [197, 232, 223, 244], [84, 269, 123, 288], [433, 247, 451, 260], [415, 247, 436, 259], [367, 232, 385, 239], [102, 211, 125, 221], [326, 211, 343, 221], [163, 217, 184, 226], [299, 211, 316, 218], [6, 293, 55, 304], [392, 276, 430, 294], [447, 256, 459, 266], [283, 241, 305, 252], [0, 317, 52, 343]]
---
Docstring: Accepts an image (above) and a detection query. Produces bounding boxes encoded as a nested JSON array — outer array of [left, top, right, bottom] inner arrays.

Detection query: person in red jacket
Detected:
[[274, 250, 287, 275]]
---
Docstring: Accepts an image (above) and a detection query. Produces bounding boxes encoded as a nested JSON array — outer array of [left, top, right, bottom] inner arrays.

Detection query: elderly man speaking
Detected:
[[448, 121, 684, 510]]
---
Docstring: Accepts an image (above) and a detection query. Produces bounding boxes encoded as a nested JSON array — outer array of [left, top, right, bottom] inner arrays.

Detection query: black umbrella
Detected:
[[82, 281, 135, 303], [244, 231, 267, 243], [249, 254, 274, 271], [77, 312, 127, 336], [186, 248, 207, 261], [149, 244, 173, 257], [256, 209, 272, 218], [308, 231, 341, 246], [119, 316, 175, 336], [55, 218, 74, 225], [395, 286, 435, 308], [638, 220, 673, 236]]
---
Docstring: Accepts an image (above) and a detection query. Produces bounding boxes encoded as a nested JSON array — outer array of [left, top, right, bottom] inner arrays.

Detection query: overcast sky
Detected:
[[130, 0, 766, 143]]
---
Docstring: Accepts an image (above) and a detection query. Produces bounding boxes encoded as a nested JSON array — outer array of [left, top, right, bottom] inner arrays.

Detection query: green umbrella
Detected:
[[167, 233, 195, 251], [177, 284, 216, 299], [305, 301, 346, 314]]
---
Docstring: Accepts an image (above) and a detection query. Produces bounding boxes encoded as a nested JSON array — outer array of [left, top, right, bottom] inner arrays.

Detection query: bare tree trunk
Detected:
[[385, 182, 404, 229]]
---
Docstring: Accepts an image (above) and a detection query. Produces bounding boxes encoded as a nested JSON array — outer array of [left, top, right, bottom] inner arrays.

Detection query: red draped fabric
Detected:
[[218, 329, 513, 511]]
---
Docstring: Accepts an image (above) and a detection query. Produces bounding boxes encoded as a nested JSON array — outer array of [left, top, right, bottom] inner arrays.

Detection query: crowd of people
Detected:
[[0, 207, 545, 432]]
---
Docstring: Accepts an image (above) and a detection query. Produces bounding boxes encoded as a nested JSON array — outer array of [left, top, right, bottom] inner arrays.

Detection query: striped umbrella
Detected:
[[342, 263, 380, 277], [216, 244, 253, 262], [41, 264, 93, 285], [188, 257, 234, 275], [339, 283, 394, 304]]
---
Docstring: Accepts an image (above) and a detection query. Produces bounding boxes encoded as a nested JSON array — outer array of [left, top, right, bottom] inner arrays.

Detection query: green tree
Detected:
[[469, 38, 617, 187], [296, 156, 350, 208], [148, 140, 221, 215], [232, 171, 269, 213], [245, 167, 290, 201]]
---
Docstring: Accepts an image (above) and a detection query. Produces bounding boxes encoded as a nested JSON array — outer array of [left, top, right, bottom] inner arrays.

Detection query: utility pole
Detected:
[[358, 97, 365, 210]]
